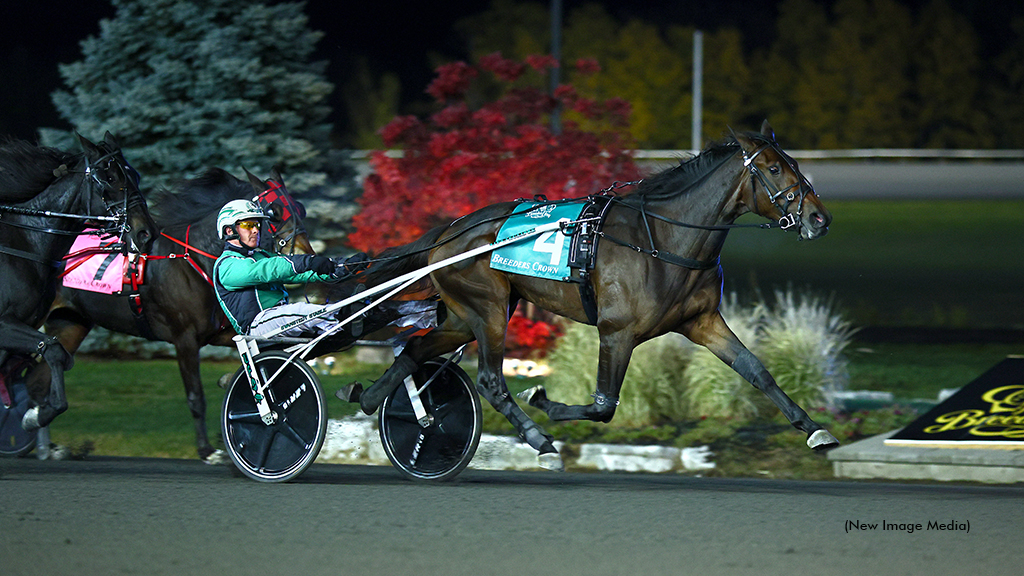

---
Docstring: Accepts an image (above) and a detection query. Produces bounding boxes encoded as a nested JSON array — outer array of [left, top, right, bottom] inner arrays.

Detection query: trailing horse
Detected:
[[0, 133, 151, 433], [40, 168, 313, 462], [349, 121, 839, 470]]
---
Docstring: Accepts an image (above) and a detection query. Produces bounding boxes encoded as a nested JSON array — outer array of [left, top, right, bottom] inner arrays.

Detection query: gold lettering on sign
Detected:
[[923, 385, 1024, 438]]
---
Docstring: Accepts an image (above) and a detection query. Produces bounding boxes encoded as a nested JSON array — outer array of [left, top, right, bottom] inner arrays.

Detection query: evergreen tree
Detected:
[[41, 0, 333, 189]]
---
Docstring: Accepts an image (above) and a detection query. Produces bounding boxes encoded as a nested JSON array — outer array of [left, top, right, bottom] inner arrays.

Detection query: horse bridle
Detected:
[[0, 149, 143, 266], [253, 180, 307, 253], [736, 134, 814, 234]]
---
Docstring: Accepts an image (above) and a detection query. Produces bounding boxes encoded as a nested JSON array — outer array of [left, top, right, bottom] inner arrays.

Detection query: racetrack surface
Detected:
[[2, 457, 1019, 576]]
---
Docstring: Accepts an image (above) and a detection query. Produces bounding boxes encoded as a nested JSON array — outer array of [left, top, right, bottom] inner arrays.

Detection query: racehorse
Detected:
[[40, 167, 313, 462], [0, 133, 150, 433], [350, 121, 839, 470]]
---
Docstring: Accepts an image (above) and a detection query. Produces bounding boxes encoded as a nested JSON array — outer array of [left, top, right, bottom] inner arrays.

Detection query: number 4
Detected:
[[532, 219, 569, 266]]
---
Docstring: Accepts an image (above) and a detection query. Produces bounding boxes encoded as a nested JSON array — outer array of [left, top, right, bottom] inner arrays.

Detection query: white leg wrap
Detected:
[[22, 406, 40, 432]]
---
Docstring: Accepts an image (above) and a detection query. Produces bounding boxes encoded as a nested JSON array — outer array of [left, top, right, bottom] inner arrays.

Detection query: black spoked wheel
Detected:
[[379, 358, 481, 482], [0, 381, 35, 457], [221, 351, 326, 482]]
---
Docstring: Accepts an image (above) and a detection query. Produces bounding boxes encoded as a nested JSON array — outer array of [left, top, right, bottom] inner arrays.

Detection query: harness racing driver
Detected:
[[212, 199, 370, 337]]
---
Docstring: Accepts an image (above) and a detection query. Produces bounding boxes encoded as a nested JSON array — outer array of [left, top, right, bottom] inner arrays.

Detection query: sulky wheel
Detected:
[[379, 357, 481, 481], [221, 351, 326, 482], [0, 380, 35, 457]]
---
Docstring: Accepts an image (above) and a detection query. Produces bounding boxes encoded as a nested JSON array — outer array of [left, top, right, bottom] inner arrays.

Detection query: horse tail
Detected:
[[359, 224, 449, 291]]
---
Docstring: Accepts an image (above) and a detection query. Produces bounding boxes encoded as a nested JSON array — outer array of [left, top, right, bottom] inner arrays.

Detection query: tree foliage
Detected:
[[43, 0, 333, 188], [453, 0, 1023, 150], [347, 54, 640, 251]]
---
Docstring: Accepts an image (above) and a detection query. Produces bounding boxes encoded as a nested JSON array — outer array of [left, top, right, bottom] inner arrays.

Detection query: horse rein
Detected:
[[353, 136, 815, 271], [0, 150, 143, 267], [139, 185, 306, 288]]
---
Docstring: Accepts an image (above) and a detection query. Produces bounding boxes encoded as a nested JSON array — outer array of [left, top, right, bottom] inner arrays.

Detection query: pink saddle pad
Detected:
[[63, 232, 125, 294]]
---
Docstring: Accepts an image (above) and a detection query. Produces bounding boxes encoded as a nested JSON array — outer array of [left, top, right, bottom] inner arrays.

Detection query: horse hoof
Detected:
[[807, 429, 839, 451], [538, 452, 565, 472], [21, 407, 40, 432], [44, 444, 69, 461], [517, 385, 545, 405], [203, 449, 229, 465], [217, 373, 233, 389], [336, 382, 363, 403]]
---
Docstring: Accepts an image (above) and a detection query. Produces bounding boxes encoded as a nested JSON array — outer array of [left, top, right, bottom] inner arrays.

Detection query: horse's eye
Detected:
[[768, 165, 781, 176]]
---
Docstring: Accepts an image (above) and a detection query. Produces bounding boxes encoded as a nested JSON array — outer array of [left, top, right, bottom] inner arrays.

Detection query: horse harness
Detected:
[[0, 153, 139, 267], [84, 185, 301, 340], [542, 139, 807, 323], [556, 187, 723, 325]]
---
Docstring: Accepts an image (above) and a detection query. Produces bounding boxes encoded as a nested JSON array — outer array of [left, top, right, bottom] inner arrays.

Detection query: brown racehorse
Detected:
[[38, 168, 313, 462], [349, 121, 839, 470]]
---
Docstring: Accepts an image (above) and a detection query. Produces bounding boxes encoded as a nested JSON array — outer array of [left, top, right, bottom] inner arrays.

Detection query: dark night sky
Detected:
[[1, 1, 1018, 142]]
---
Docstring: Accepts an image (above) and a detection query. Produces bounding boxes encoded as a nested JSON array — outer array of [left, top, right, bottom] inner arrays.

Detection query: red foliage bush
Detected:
[[348, 53, 640, 251], [505, 310, 563, 359]]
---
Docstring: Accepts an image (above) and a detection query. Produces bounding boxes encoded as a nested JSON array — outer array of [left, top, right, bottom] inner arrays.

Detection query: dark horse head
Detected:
[[244, 167, 314, 255], [89, 133, 157, 252]]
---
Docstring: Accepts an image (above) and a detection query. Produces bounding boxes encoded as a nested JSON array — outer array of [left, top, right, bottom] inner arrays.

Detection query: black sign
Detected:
[[886, 357, 1024, 448]]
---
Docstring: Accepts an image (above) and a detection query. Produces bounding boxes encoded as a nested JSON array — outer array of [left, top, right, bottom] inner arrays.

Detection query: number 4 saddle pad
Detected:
[[489, 201, 585, 281]]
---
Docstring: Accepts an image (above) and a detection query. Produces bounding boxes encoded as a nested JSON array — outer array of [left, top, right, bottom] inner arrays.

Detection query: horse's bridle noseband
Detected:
[[83, 149, 145, 233]]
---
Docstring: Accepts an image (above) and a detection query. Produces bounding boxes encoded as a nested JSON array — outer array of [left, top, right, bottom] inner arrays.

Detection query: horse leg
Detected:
[[522, 329, 633, 424], [354, 320, 474, 415], [476, 323, 559, 456], [0, 321, 74, 431], [172, 338, 222, 463], [682, 311, 839, 450], [440, 292, 561, 468]]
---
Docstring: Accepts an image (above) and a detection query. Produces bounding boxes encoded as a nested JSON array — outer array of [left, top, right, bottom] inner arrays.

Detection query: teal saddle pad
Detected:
[[489, 202, 584, 281]]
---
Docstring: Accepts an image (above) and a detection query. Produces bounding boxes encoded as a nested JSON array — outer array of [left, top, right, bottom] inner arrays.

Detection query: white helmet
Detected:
[[217, 199, 269, 239]]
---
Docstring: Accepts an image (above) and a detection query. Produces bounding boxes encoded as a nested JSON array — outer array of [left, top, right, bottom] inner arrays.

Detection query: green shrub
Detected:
[[543, 323, 691, 426], [759, 290, 856, 411], [543, 288, 855, 426]]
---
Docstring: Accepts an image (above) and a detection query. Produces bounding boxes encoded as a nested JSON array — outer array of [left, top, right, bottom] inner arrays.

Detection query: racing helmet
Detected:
[[217, 199, 269, 239]]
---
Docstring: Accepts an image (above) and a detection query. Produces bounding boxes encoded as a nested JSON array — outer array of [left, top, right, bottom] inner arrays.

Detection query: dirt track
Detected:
[[2, 456, 1020, 576]]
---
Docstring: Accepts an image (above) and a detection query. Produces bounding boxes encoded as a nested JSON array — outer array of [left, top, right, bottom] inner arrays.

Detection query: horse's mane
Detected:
[[0, 139, 80, 203], [632, 136, 750, 201], [148, 168, 253, 228]]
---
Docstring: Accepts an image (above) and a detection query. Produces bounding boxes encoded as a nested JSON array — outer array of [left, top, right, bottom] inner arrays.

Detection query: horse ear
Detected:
[[103, 131, 120, 149], [270, 166, 285, 188], [77, 132, 100, 158], [760, 120, 775, 142], [243, 167, 266, 192], [730, 126, 755, 154]]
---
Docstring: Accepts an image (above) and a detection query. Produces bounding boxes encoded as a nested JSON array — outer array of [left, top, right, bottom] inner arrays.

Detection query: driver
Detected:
[[212, 199, 368, 337]]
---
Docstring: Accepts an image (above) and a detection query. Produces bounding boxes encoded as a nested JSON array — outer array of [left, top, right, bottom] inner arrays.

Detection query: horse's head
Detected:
[[733, 121, 831, 240], [79, 132, 155, 250], [244, 167, 314, 255]]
